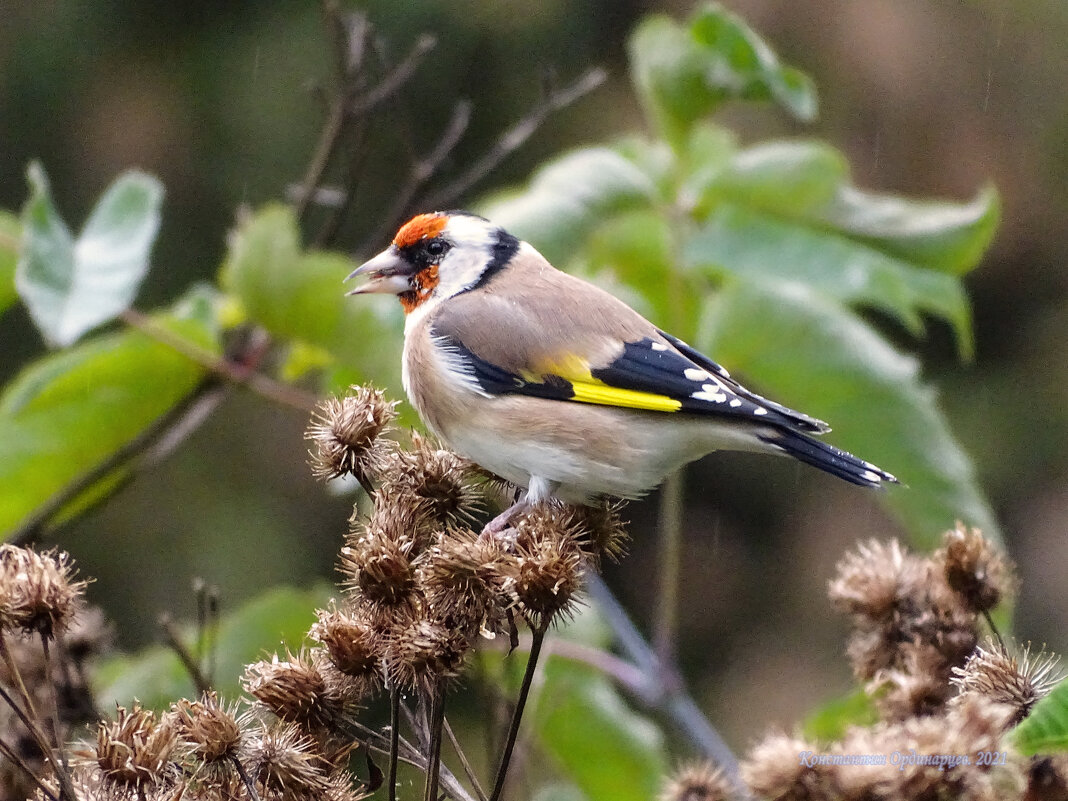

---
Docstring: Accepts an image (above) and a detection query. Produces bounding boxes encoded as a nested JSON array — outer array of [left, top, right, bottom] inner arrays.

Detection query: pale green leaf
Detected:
[[0, 212, 19, 315], [0, 301, 217, 540], [1012, 679, 1068, 755], [16, 162, 163, 346], [699, 279, 1000, 548]]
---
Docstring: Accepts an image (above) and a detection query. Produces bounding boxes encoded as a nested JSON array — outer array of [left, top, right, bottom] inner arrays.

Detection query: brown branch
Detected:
[[422, 67, 607, 211], [0, 736, 59, 801], [159, 614, 212, 696], [443, 716, 488, 801]]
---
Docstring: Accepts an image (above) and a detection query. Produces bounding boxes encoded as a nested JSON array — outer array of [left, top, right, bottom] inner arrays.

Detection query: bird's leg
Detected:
[[480, 496, 531, 540]]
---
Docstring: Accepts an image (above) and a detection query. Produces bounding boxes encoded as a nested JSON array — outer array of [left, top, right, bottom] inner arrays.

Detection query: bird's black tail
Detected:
[[759, 428, 898, 488]]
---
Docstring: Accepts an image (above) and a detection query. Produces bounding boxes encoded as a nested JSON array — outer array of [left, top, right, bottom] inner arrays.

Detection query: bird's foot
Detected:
[[479, 498, 531, 546]]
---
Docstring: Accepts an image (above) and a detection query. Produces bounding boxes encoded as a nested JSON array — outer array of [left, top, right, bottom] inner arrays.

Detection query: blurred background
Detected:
[[1, 0, 1066, 749]]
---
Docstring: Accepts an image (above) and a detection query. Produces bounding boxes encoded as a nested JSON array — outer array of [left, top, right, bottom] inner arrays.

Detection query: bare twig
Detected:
[[388, 688, 400, 801], [422, 67, 607, 211], [349, 35, 437, 115], [443, 716, 488, 801], [0, 736, 59, 801], [423, 681, 446, 801], [364, 100, 473, 250], [121, 310, 317, 412], [229, 754, 262, 801], [0, 681, 76, 801], [159, 614, 212, 695], [38, 636, 68, 773]]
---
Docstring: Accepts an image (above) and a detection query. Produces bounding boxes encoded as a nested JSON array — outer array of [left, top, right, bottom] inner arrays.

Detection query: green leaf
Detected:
[[16, 162, 164, 346], [1012, 679, 1068, 755], [696, 139, 848, 218], [820, 184, 1000, 276], [0, 211, 19, 315], [802, 688, 877, 742], [699, 279, 1001, 549], [0, 299, 217, 539], [220, 204, 405, 408], [628, 3, 816, 146], [686, 203, 974, 358], [95, 585, 332, 709], [479, 147, 657, 267], [533, 652, 668, 801]]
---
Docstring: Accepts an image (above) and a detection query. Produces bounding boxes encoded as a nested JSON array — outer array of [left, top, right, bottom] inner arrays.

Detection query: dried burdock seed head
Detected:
[[951, 640, 1063, 727], [310, 605, 384, 683], [305, 385, 397, 481], [571, 498, 630, 565], [377, 432, 484, 526], [936, 522, 1015, 613], [741, 730, 826, 801], [871, 643, 956, 720], [1027, 755, 1068, 801], [95, 702, 179, 791], [504, 506, 586, 627], [0, 545, 87, 638], [827, 538, 919, 622], [382, 617, 470, 693], [340, 525, 418, 609], [172, 692, 245, 764], [246, 723, 332, 801], [243, 650, 349, 731], [323, 771, 368, 801], [660, 761, 736, 801], [420, 528, 509, 637]]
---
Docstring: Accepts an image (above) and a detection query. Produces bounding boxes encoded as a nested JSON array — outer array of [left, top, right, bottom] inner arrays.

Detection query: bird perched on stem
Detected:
[[348, 211, 897, 528]]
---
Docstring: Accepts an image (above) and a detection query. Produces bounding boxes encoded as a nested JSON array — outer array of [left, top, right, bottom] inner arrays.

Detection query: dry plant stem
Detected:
[[121, 310, 317, 412], [982, 609, 1006, 650], [0, 736, 59, 801], [160, 614, 212, 695], [654, 470, 684, 665], [388, 688, 401, 801], [489, 621, 549, 801], [444, 716, 488, 801], [422, 67, 607, 210], [583, 572, 748, 798], [229, 754, 262, 801], [423, 681, 447, 801], [0, 681, 77, 801], [0, 637, 39, 719], [38, 635, 68, 772]]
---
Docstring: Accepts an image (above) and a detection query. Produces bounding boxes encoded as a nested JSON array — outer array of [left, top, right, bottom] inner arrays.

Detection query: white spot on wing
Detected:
[[692, 388, 727, 403], [753, 406, 767, 415], [430, 334, 494, 398], [729, 399, 742, 408], [861, 470, 881, 484], [684, 368, 712, 382], [651, 342, 668, 351]]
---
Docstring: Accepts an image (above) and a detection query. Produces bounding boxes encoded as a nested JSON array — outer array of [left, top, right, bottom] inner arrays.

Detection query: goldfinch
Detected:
[[347, 211, 897, 519]]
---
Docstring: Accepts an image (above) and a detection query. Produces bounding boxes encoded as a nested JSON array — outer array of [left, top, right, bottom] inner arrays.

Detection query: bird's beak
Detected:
[[345, 246, 413, 295]]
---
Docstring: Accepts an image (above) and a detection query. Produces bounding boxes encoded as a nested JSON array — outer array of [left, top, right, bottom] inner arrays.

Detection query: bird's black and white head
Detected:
[[347, 211, 519, 318]]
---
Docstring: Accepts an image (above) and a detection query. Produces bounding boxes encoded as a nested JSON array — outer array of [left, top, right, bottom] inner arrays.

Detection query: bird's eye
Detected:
[[424, 239, 447, 257]]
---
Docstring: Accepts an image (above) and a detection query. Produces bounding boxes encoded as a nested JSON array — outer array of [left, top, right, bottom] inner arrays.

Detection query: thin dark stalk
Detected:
[[159, 614, 212, 695], [0, 637, 39, 719], [654, 471, 684, 665], [422, 67, 606, 210], [443, 716, 488, 801], [489, 622, 548, 801], [423, 681, 446, 801], [37, 635, 68, 771], [982, 609, 1006, 651], [0, 682, 76, 801], [388, 688, 400, 801], [0, 736, 59, 801], [229, 754, 262, 801]]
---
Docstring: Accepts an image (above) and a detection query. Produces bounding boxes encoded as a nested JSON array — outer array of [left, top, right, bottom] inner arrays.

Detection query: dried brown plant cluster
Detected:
[[661, 524, 1066, 801]]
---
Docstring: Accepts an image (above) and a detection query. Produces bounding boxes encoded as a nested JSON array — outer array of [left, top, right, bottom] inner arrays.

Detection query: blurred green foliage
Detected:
[[0, 2, 1044, 798]]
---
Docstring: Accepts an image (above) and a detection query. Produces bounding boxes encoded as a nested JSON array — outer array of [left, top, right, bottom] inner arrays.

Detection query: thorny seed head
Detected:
[[570, 498, 630, 565], [660, 761, 736, 801], [245, 722, 333, 801], [340, 525, 419, 610], [871, 643, 957, 720], [243, 649, 350, 731], [829, 537, 978, 685], [172, 692, 244, 763], [936, 522, 1015, 613], [0, 545, 87, 638], [305, 385, 397, 481], [376, 432, 484, 526], [420, 528, 510, 637], [506, 504, 586, 627], [741, 730, 825, 801], [382, 616, 470, 693], [310, 605, 384, 687], [94, 702, 179, 791], [952, 641, 1064, 727]]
